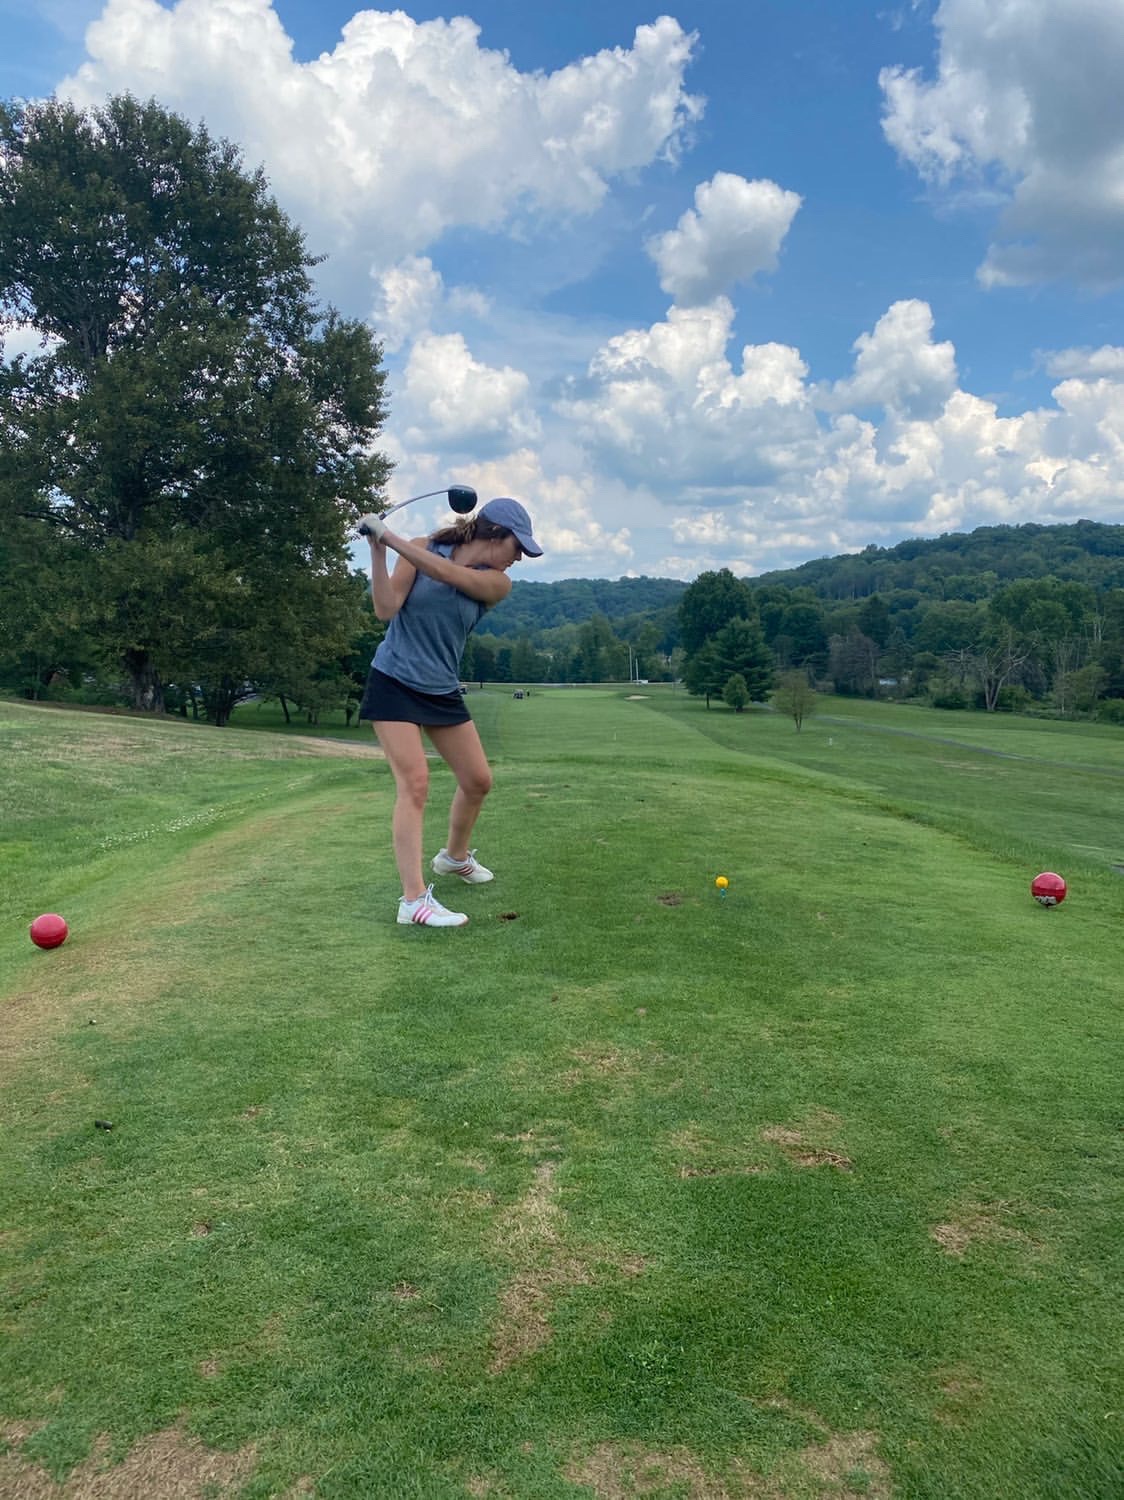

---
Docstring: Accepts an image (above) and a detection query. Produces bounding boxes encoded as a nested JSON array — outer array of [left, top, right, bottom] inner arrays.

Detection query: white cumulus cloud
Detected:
[[370, 255, 443, 354], [555, 291, 1124, 575], [397, 332, 540, 451], [1041, 345, 1124, 380], [821, 299, 958, 418], [60, 0, 703, 278], [880, 0, 1124, 287], [646, 172, 801, 305], [561, 297, 814, 487]]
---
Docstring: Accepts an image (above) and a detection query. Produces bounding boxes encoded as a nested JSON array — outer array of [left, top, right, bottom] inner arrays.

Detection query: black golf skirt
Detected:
[[359, 667, 471, 727]]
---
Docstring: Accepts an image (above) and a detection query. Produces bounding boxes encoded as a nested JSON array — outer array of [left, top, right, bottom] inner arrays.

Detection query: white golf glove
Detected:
[[357, 512, 388, 541]]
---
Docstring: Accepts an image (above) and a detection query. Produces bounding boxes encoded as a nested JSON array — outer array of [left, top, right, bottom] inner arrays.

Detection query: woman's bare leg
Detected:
[[371, 720, 430, 900], [425, 720, 493, 860]]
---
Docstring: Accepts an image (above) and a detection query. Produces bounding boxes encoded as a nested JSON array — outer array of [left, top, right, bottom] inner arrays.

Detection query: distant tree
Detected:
[[880, 625, 913, 681], [630, 620, 662, 680], [1064, 662, 1108, 717], [950, 626, 1032, 712], [0, 95, 389, 718], [461, 635, 497, 686], [712, 616, 775, 700], [776, 600, 828, 667], [573, 614, 623, 681], [754, 584, 792, 646], [678, 568, 756, 658], [828, 630, 880, 696], [683, 639, 724, 707], [722, 673, 750, 712], [772, 669, 818, 730], [510, 636, 548, 682], [857, 593, 891, 647], [913, 601, 984, 655]]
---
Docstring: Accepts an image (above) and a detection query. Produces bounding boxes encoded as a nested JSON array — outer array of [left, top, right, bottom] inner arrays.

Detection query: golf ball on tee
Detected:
[[715, 876, 729, 890]]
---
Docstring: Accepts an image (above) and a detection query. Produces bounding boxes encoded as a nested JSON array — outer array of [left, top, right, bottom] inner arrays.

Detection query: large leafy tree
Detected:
[[0, 95, 389, 718], [0, 518, 91, 696]]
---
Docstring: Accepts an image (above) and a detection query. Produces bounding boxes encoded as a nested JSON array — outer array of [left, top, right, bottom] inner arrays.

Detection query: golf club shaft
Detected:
[[383, 489, 451, 518]]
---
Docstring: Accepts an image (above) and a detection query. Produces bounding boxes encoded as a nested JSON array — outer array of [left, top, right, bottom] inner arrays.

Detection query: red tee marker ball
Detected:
[[1030, 872, 1067, 908], [30, 913, 69, 949]]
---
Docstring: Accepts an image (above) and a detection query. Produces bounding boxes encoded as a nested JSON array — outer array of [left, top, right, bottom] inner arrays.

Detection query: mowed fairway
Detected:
[[1, 692, 1121, 1500]]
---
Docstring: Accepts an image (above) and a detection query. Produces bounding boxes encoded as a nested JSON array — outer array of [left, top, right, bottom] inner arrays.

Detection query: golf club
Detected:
[[357, 484, 477, 536]]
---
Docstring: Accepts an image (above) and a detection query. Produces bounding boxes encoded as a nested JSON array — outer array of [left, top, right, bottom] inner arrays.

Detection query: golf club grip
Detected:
[[357, 491, 435, 537]]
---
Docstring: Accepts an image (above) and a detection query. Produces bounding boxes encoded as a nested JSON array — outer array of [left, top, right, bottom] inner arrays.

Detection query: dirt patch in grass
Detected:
[[791, 1149, 853, 1171], [565, 1426, 890, 1498], [657, 892, 683, 906], [934, 1365, 986, 1424], [558, 1046, 634, 1089], [0, 1423, 256, 1499], [556, 1043, 673, 1094], [797, 1431, 891, 1498], [489, 1162, 590, 1372], [930, 1202, 1040, 1257], [566, 1443, 744, 1498], [677, 1164, 766, 1179], [761, 1115, 852, 1172], [669, 1126, 769, 1180], [488, 1160, 643, 1374]]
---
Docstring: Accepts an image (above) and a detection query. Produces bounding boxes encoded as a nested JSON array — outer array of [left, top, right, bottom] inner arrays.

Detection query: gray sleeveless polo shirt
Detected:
[[372, 542, 487, 694]]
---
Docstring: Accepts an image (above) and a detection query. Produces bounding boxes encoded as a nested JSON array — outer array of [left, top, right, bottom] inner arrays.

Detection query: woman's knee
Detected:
[[461, 765, 493, 801], [395, 764, 429, 808]]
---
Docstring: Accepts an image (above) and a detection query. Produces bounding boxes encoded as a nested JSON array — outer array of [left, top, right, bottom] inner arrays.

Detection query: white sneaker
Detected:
[[431, 848, 494, 884], [397, 884, 469, 927]]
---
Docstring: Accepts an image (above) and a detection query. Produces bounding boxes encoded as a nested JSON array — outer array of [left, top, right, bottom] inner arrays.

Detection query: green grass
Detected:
[[1, 691, 1121, 1499]]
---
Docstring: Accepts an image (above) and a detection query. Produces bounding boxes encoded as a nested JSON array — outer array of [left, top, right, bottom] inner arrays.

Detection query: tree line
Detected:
[[466, 522, 1124, 726], [675, 560, 1124, 721]]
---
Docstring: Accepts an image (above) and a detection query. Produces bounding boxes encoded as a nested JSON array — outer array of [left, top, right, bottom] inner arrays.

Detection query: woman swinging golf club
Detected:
[[357, 494, 543, 926]]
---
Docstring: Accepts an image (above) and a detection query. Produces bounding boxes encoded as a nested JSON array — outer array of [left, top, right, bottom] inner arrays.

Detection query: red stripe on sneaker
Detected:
[[412, 905, 434, 923]]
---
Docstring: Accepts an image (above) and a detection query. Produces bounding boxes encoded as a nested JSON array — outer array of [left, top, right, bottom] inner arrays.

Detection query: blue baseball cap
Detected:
[[478, 497, 543, 556]]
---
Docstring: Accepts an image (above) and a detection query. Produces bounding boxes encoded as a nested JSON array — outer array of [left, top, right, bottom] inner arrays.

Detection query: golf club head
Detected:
[[447, 484, 477, 514]]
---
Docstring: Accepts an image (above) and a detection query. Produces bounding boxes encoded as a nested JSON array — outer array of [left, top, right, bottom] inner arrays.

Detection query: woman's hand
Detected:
[[358, 512, 388, 542]]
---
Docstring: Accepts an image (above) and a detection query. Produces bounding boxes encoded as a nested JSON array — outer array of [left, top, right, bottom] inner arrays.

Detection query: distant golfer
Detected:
[[357, 498, 543, 926]]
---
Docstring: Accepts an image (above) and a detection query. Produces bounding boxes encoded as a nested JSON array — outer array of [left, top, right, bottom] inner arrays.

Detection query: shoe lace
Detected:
[[422, 883, 449, 913]]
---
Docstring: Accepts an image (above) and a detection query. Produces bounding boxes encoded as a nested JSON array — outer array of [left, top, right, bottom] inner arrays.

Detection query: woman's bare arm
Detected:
[[380, 530, 513, 607], [369, 538, 420, 621]]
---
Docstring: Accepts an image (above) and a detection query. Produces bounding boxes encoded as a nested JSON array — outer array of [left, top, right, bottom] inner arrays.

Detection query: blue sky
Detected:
[[3, 0, 1124, 580]]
